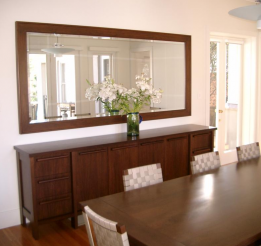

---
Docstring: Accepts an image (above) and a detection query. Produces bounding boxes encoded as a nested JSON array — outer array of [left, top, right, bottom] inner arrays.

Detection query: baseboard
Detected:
[[77, 214, 84, 226], [0, 208, 21, 229]]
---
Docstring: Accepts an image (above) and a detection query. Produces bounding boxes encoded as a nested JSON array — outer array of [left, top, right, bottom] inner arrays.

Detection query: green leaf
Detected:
[[86, 79, 91, 86]]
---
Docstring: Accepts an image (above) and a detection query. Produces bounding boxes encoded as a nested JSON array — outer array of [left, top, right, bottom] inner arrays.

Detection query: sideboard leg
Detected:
[[32, 222, 39, 240], [71, 215, 78, 229], [21, 215, 26, 227]]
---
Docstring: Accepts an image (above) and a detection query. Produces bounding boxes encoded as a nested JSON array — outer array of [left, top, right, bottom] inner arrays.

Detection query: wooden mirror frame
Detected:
[[16, 21, 191, 134]]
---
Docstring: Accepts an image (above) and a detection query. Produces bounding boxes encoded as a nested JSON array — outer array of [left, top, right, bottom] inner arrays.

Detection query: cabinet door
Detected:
[[108, 143, 139, 194], [139, 138, 165, 173], [165, 134, 189, 180], [72, 147, 108, 211]]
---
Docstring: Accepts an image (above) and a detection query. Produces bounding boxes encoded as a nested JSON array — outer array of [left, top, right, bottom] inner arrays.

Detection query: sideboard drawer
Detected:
[[190, 131, 213, 155], [34, 153, 71, 177], [36, 174, 72, 200], [191, 148, 212, 156], [37, 195, 72, 220]]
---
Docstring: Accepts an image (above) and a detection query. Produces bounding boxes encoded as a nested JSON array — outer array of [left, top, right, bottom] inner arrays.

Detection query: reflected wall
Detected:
[[27, 32, 185, 123]]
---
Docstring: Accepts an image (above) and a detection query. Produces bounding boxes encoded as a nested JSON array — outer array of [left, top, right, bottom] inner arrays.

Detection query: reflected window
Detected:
[[93, 54, 112, 83], [56, 55, 76, 103], [55, 55, 76, 117], [28, 54, 47, 120], [92, 54, 112, 114]]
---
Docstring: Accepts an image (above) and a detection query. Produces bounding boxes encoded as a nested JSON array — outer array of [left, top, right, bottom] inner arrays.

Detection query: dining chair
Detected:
[[122, 163, 163, 192], [83, 206, 130, 246], [236, 142, 260, 162], [190, 151, 221, 175]]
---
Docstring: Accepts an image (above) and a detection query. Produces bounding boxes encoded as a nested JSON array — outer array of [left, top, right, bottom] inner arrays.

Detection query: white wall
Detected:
[[0, 0, 258, 229], [130, 40, 186, 110]]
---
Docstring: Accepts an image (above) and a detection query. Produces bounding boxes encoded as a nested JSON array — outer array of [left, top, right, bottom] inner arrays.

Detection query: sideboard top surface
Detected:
[[14, 124, 216, 156]]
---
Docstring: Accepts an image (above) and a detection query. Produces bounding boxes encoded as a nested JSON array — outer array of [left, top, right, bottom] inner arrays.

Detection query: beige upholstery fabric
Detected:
[[122, 163, 163, 192], [236, 142, 260, 162], [191, 151, 221, 175], [83, 206, 130, 246]]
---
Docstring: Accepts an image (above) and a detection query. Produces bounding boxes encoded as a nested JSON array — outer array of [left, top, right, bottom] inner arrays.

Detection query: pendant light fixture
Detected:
[[229, 0, 261, 29], [41, 34, 75, 57]]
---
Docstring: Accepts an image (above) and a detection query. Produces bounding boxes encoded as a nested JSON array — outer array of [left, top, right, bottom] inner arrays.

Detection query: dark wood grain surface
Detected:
[[14, 124, 216, 156], [0, 220, 91, 246], [80, 158, 261, 246], [72, 146, 109, 211], [164, 133, 189, 180], [108, 142, 139, 194]]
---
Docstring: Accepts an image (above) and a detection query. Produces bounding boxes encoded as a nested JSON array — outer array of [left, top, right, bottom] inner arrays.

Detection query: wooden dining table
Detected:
[[80, 157, 261, 246]]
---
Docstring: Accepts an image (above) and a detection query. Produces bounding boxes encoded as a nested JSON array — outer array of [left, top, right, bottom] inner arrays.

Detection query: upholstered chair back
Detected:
[[236, 142, 260, 162], [191, 151, 221, 175], [83, 206, 130, 246], [123, 163, 163, 192]]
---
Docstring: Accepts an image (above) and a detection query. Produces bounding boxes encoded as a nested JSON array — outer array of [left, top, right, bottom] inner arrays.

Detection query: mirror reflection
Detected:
[[27, 32, 185, 123]]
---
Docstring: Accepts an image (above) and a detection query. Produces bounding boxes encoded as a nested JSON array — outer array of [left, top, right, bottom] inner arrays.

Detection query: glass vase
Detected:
[[127, 112, 139, 136]]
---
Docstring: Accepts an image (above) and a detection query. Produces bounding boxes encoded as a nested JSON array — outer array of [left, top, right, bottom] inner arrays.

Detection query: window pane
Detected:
[[28, 54, 47, 120]]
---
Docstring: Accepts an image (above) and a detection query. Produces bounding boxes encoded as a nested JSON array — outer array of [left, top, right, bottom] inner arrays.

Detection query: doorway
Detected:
[[210, 37, 243, 164]]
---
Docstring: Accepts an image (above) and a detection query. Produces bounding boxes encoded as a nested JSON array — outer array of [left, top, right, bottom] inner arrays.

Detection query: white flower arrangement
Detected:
[[119, 74, 163, 114], [85, 74, 163, 114], [85, 76, 127, 113], [85, 83, 101, 101]]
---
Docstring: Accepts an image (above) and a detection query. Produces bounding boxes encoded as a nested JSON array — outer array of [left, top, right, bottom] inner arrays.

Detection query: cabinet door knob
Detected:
[[219, 110, 223, 113]]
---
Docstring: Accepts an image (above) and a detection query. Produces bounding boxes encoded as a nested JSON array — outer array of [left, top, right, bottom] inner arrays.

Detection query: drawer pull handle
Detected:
[[167, 136, 187, 142], [39, 196, 70, 205], [38, 176, 69, 184], [111, 145, 137, 151], [140, 140, 164, 146], [192, 132, 211, 138], [193, 148, 211, 155], [36, 155, 69, 162], [79, 149, 106, 155]]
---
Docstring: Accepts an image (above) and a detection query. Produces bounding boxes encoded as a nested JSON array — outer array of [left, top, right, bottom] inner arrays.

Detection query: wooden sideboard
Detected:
[[14, 124, 216, 239]]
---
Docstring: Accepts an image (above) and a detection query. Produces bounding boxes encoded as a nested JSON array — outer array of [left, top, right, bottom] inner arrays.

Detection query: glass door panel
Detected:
[[210, 39, 242, 164], [210, 41, 219, 150], [224, 43, 241, 151]]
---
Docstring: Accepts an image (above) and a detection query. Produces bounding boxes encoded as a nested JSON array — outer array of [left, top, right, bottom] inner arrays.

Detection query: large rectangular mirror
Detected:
[[16, 22, 191, 134]]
